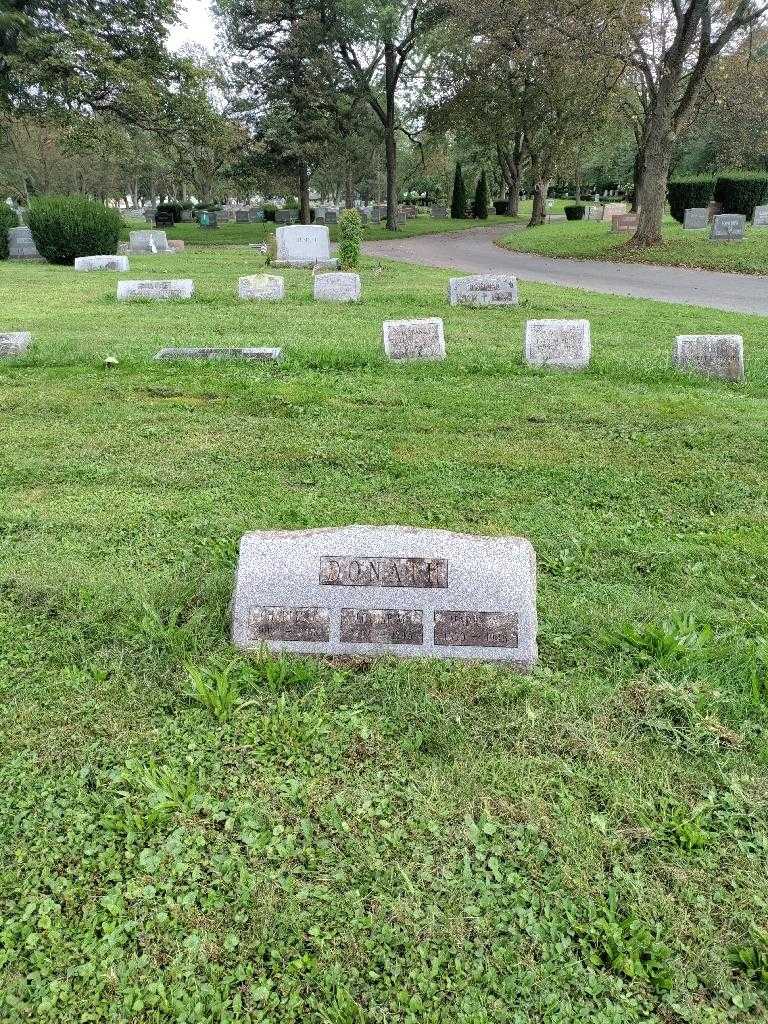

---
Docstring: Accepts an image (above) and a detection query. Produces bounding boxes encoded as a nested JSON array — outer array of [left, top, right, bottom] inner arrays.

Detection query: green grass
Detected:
[[499, 217, 768, 274], [2, 247, 768, 1022]]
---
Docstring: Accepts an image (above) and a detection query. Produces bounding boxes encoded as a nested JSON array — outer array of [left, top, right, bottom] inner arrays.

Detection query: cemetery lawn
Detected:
[[500, 218, 768, 274], [3, 247, 768, 1023]]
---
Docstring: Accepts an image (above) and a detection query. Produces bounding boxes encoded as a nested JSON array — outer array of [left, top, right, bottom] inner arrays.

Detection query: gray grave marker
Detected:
[[155, 347, 282, 361], [74, 255, 129, 272], [0, 331, 31, 357], [710, 214, 746, 242], [683, 208, 708, 229], [524, 320, 591, 370], [448, 274, 518, 307], [128, 230, 172, 253], [231, 525, 537, 667], [382, 318, 445, 361], [275, 224, 331, 267], [117, 279, 194, 301], [753, 205, 768, 227], [313, 272, 361, 302], [238, 274, 285, 300], [8, 226, 41, 260], [672, 335, 744, 381]]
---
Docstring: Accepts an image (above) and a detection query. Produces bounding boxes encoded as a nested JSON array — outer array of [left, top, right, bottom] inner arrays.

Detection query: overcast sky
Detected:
[[168, 0, 216, 51]]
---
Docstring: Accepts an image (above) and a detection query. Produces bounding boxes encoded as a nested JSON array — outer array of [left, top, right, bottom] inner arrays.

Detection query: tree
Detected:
[[450, 162, 467, 217], [472, 168, 489, 218], [616, 0, 768, 246]]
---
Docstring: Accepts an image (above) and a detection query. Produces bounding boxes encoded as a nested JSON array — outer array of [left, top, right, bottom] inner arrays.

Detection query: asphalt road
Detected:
[[363, 223, 768, 315]]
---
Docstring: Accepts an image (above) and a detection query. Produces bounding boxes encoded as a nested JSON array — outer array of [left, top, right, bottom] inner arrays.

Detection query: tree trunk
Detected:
[[497, 140, 521, 216], [384, 42, 398, 231], [630, 147, 643, 213], [344, 156, 354, 209], [528, 179, 549, 226], [632, 114, 672, 247], [298, 161, 311, 224]]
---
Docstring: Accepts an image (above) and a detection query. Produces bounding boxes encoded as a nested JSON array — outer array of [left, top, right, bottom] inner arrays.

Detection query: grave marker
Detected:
[[672, 335, 744, 381], [611, 213, 639, 233], [313, 272, 361, 302], [0, 331, 31, 357], [8, 226, 41, 260], [753, 205, 768, 227], [128, 230, 172, 253], [117, 279, 194, 301], [524, 320, 591, 370], [238, 274, 285, 300], [74, 255, 129, 272], [601, 202, 629, 223], [710, 213, 745, 242], [448, 274, 518, 307], [382, 318, 445, 361], [275, 224, 331, 267], [155, 347, 282, 361], [683, 208, 708, 229], [231, 525, 537, 666]]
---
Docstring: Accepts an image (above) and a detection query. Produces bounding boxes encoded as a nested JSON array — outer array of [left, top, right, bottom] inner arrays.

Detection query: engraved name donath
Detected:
[[320, 556, 448, 588]]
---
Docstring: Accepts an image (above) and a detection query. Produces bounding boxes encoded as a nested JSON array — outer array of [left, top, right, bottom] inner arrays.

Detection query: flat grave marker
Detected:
[[448, 274, 518, 307], [313, 272, 361, 302], [117, 279, 194, 301], [155, 347, 282, 362], [74, 255, 129, 272], [238, 274, 285, 301], [382, 318, 445, 361], [524, 319, 591, 370], [672, 334, 744, 381], [0, 331, 31, 357], [231, 525, 537, 667]]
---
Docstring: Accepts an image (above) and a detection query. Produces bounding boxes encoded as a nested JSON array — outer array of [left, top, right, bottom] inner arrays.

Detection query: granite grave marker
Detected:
[[155, 347, 282, 362], [313, 272, 361, 302], [275, 224, 331, 267], [238, 274, 285, 300], [74, 255, 129, 272], [382, 318, 446, 361], [710, 213, 745, 242], [524, 320, 591, 370], [672, 335, 744, 381], [0, 331, 31, 357], [448, 274, 518, 307], [117, 279, 194, 301], [683, 208, 708, 229]]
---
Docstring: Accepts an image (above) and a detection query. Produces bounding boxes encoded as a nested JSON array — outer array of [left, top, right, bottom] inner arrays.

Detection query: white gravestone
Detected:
[[524, 320, 591, 370], [0, 332, 32, 357], [753, 205, 768, 227], [8, 226, 41, 260], [313, 272, 361, 302], [117, 279, 194, 301], [601, 202, 629, 223], [232, 525, 538, 667], [382, 318, 445, 361], [683, 208, 708, 229], [672, 335, 744, 381], [128, 230, 172, 254], [448, 275, 518, 307], [710, 214, 745, 242], [74, 255, 129, 272], [275, 225, 331, 266], [155, 347, 282, 362], [238, 274, 285, 300]]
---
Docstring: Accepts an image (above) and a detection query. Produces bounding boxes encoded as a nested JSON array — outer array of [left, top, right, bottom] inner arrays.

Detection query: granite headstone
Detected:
[[117, 279, 194, 301], [672, 335, 744, 381], [238, 274, 285, 301], [710, 214, 746, 242], [382, 318, 445, 361], [524, 320, 591, 370], [683, 208, 708, 229], [0, 331, 31, 357], [448, 274, 518, 307], [313, 272, 361, 302]]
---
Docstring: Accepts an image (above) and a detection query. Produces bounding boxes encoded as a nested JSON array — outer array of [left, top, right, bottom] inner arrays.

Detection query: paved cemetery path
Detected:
[[363, 224, 768, 315]]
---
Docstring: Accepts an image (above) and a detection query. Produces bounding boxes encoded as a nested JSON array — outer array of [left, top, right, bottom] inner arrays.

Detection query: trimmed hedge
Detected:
[[157, 201, 183, 223], [27, 196, 122, 265], [338, 209, 362, 269], [714, 172, 768, 218], [564, 204, 585, 221], [0, 203, 19, 259], [668, 177, 715, 223]]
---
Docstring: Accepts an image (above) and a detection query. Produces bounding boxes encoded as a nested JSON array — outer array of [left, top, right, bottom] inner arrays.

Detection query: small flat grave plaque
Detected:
[[672, 334, 744, 381], [525, 319, 591, 370], [117, 279, 194, 301], [448, 274, 518, 307], [711, 214, 745, 242], [313, 272, 361, 302], [238, 274, 285, 300], [232, 525, 537, 665], [154, 346, 282, 361], [753, 205, 768, 227], [382, 318, 445, 361], [0, 331, 31, 357], [74, 255, 129, 272], [683, 208, 708, 229]]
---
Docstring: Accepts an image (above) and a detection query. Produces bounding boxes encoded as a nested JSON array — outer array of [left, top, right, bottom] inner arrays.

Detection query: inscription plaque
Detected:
[[320, 556, 447, 588], [434, 611, 518, 648], [340, 608, 423, 644], [248, 606, 330, 642]]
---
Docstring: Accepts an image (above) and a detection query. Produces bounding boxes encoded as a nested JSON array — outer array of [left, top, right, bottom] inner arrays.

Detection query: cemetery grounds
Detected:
[[1, 243, 767, 1023]]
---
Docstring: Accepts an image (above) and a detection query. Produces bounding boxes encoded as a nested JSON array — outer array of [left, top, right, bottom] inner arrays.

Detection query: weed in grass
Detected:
[[730, 930, 768, 988], [187, 660, 245, 722]]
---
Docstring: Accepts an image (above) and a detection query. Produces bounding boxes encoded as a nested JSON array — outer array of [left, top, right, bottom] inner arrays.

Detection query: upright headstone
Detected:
[[235, 209, 250, 223], [275, 208, 299, 225], [155, 210, 174, 228], [231, 525, 538, 667], [313, 272, 361, 302], [586, 204, 603, 221], [8, 226, 42, 260], [238, 274, 285, 301], [611, 213, 639, 233], [672, 335, 744, 381], [382, 318, 445, 361], [448, 275, 518, 307], [0, 331, 31, 357], [128, 230, 171, 253], [601, 202, 629, 223], [325, 210, 338, 226], [431, 205, 449, 219], [753, 205, 768, 227], [155, 347, 282, 362], [710, 213, 746, 242], [369, 208, 381, 225], [117, 279, 194, 301], [198, 210, 218, 229], [74, 255, 129, 272], [683, 208, 708, 229], [275, 224, 331, 267], [524, 320, 591, 370], [249, 208, 265, 223]]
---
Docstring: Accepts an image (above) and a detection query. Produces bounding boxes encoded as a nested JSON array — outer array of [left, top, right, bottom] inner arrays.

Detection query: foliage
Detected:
[[27, 196, 121, 264], [668, 176, 716, 222], [0, 202, 18, 259], [564, 203, 586, 220], [714, 172, 768, 218], [337, 208, 363, 268], [450, 162, 467, 218], [156, 201, 183, 224], [471, 168, 489, 218]]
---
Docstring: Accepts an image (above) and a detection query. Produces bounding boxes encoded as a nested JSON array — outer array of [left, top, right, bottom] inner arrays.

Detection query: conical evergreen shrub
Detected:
[[451, 163, 467, 219], [472, 170, 489, 219]]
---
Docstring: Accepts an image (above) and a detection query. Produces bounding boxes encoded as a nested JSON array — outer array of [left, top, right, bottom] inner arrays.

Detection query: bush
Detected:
[[472, 169, 489, 219], [0, 203, 19, 260], [668, 176, 715, 223], [157, 201, 183, 223], [338, 209, 363, 269], [493, 199, 509, 215], [564, 204, 586, 221], [27, 196, 122, 265], [714, 172, 768, 217], [451, 163, 468, 219]]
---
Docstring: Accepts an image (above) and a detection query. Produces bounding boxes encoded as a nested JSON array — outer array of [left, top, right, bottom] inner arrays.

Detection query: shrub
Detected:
[[668, 176, 715, 223], [0, 202, 19, 260], [451, 163, 468, 219], [564, 204, 586, 221], [27, 196, 122, 265], [493, 199, 509, 215], [714, 172, 768, 217], [338, 209, 363, 269], [472, 169, 489, 219], [157, 201, 183, 223]]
